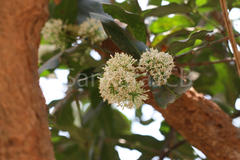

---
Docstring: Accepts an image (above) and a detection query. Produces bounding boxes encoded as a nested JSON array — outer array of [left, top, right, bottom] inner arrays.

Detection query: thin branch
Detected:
[[175, 36, 229, 59], [196, 11, 222, 31], [51, 71, 83, 114], [75, 98, 83, 126], [176, 57, 235, 67], [38, 45, 78, 74], [104, 137, 162, 155], [51, 88, 76, 114], [160, 140, 187, 160], [231, 111, 240, 119], [219, 0, 240, 75]]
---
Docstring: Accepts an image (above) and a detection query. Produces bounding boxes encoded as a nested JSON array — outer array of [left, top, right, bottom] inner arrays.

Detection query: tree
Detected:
[[1, 0, 240, 160], [0, 0, 54, 160]]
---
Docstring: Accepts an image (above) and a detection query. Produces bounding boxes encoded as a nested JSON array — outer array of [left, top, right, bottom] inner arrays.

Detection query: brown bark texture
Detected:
[[0, 0, 54, 160], [159, 88, 240, 160]]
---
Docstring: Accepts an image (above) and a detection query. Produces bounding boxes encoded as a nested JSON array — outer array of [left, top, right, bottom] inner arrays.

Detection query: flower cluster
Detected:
[[41, 18, 107, 49], [78, 18, 107, 45], [139, 48, 174, 86], [99, 48, 174, 109], [41, 19, 66, 49], [99, 53, 148, 108]]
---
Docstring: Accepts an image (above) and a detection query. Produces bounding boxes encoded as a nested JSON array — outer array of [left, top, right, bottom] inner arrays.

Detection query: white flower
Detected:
[[99, 53, 148, 109], [78, 18, 107, 45], [139, 48, 174, 86], [41, 19, 66, 49]]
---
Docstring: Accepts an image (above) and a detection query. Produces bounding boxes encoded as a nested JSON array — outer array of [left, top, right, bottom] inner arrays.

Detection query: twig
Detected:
[[197, 11, 222, 31], [160, 140, 187, 159], [231, 111, 240, 118], [51, 71, 84, 114], [51, 88, 76, 114], [176, 57, 235, 67], [105, 137, 162, 155], [175, 36, 229, 59], [219, 0, 240, 75], [75, 98, 83, 126], [38, 45, 78, 74]]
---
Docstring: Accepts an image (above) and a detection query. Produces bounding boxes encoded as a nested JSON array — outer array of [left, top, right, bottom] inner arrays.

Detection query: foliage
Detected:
[[40, 0, 240, 159]]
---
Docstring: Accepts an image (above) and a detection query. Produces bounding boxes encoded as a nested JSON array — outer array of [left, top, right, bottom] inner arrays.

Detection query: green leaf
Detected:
[[91, 13, 147, 59], [102, 21, 142, 59], [118, 134, 164, 153], [150, 15, 195, 34], [138, 154, 154, 160], [196, 0, 208, 7], [54, 141, 86, 160], [77, 0, 106, 23], [151, 76, 192, 108], [209, 62, 240, 106], [38, 52, 63, 74], [166, 0, 184, 4], [111, 109, 131, 135], [55, 99, 74, 128], [102, 3, 147, 42], [172, 143, 197, 160], [100, 143, 120, 160], [149, 0, 162, 5], [154, 29, 191, 47], [54, 91, 81, 129], [159, 121, 171, 136], [113, 0, 142, 13], [143, 3, 192, 17], [168, 30, 210, 55], [49, 0, 78, 23], [83, 102, 131, 136]]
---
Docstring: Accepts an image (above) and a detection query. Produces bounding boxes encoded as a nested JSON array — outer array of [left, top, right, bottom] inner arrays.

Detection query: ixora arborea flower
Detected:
[[41, 19, 67, 49], [99, 53, 148, 109], [42, 18, 107, 50], [139, 48, 174, 86], [78, 18, 107, 45]]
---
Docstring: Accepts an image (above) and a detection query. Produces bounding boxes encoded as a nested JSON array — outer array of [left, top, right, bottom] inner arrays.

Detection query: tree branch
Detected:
[[219, 0, 240, 75], [159, 140, 186, 160], [175, 36, 229, 59], [176, 57, 235, 67], [148, 88, 240, 160]]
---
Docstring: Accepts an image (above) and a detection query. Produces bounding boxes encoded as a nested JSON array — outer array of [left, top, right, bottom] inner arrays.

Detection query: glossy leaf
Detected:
[[149, 0, 162, 5], [167, 30, 210, 55], [143, 3, 192, 17], [93, 13, 147, 59], [49, 0, 78, 23], [103, 3, 147, 42], [150, 15, 194, 34]]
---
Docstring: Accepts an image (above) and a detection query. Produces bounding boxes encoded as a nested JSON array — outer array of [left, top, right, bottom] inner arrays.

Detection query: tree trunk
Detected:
[[0, 0, 54, 160], [152, 88, 240, 160]]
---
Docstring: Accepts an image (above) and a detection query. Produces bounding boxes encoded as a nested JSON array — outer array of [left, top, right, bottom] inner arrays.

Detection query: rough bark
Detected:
[[0, 0, 54, 160], [153, 88, 240, 160]]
